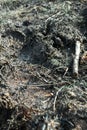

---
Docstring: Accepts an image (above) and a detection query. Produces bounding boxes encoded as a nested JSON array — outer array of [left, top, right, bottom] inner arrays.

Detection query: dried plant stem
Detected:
[[53, 86, 64, 112], [73, 40, 81, 77]]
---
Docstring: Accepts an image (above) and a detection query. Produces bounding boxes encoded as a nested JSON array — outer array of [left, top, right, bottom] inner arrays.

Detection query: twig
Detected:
[[25, 81, 71, 88], [63, 67, 69, 77], [73, 40, 81, 77], [53, 86, 64, 112]]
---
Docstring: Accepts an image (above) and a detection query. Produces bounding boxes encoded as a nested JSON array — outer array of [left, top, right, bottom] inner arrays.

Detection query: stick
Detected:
[[73, 40, 81, 77], [24, 81, 71, 88], [53, 86, 64, 112]]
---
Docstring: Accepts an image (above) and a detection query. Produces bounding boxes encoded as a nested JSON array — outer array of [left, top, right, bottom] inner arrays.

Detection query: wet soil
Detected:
[[0, 0, 87, 130]]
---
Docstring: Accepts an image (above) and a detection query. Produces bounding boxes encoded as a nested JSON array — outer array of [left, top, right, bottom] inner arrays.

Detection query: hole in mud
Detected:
[[19, 44, 32, 62], [19, 42, 48, 66], [52, 36, 64, 49], [23, 20, 31, 26], [6, 30, 25, 42]]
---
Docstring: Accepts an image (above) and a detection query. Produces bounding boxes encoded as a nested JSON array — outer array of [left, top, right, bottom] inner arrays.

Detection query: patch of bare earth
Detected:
[[0, 0, 87, 130]]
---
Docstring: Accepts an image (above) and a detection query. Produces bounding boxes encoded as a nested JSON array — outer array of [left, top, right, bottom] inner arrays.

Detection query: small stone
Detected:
[[68, 91, 76, 98]]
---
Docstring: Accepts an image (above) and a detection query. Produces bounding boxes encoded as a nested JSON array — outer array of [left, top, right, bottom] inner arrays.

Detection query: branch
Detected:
[[73, 40, 81, 77]]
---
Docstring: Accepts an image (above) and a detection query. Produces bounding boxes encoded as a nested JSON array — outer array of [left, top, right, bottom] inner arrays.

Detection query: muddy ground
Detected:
[[0, 0, 87, 130]]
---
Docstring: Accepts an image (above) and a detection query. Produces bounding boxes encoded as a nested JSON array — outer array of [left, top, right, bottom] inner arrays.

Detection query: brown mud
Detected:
[[0, 0, 87, 129]]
